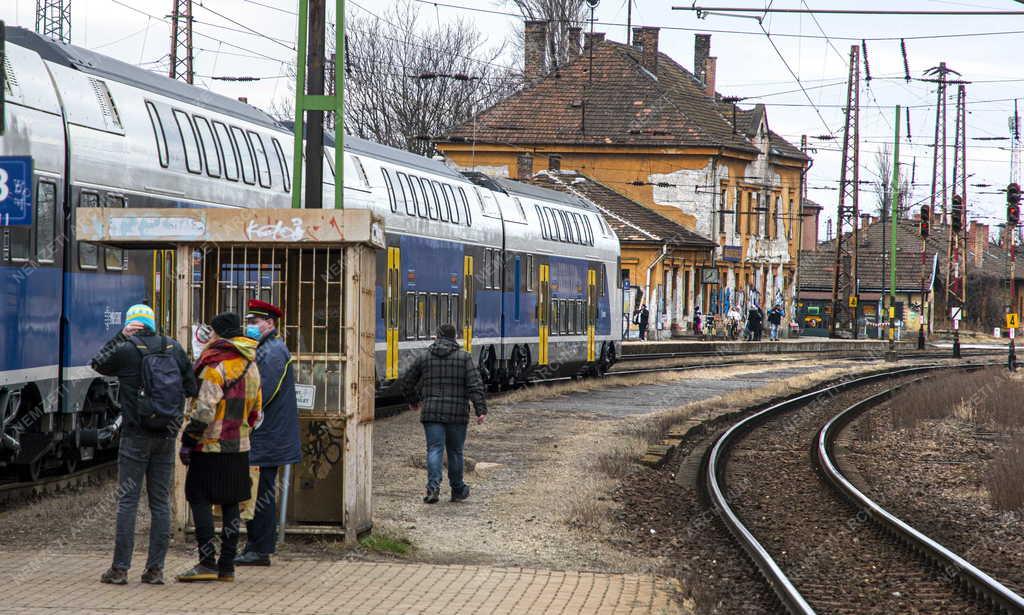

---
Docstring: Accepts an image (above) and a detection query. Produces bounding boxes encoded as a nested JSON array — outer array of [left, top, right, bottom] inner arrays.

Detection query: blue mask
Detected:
[[245, 324, 262, 340]]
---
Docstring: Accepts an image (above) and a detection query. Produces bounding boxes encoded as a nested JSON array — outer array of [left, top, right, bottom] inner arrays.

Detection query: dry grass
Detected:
[[892, 367, 1024, 432], [563, 477, 615, 531], [986, 434, 1024, 512], [593, 436, 648, 479]]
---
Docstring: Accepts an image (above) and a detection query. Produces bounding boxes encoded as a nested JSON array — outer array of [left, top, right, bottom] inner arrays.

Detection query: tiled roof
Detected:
[[526, 170, 717, 249], [442, 38, 805, 161], [798, 249, 935, 292]]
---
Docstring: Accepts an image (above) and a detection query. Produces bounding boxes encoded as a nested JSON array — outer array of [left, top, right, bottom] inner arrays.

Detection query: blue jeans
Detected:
[[244, 466, 280, 555], [112, 433, 175, 571], [423, 422, 467, 493], [770, 323, 780, 340]]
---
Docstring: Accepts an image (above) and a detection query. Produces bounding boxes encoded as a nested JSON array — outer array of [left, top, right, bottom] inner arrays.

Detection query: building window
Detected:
[[719, 188, 727, 235], [548, 154, 561, 171], [733, 187, 742, 235]]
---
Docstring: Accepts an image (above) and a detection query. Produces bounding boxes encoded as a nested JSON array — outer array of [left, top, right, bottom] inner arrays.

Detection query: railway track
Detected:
[[706, 364, 1024, 614], [0, 460, 118, 509]]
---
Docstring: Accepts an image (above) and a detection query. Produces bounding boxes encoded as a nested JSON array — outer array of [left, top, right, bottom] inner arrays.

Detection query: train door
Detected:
[[385, 246, 401, 380], [538, 264, 550, 365], [587, 268, 597, 362], [152, 250, 176, 335], [462, 255, 474, 352]]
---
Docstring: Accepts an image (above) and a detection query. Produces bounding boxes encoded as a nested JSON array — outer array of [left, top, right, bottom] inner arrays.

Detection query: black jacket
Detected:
[[91, 330, 198, 437], [401, 338, 487, 424]]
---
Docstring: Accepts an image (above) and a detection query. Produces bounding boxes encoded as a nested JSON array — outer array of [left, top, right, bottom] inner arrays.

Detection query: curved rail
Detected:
[[704, 366, 936, 615], [818, 385, 1024, 614]]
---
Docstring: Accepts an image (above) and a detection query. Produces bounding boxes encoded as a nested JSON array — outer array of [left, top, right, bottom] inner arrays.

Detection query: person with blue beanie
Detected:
[[92, 303, 197, 586]]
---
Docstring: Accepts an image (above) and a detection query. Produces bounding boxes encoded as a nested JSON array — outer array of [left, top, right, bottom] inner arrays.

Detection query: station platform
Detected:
[[0, 551, 683, 615], [621, 337, 916, 357]]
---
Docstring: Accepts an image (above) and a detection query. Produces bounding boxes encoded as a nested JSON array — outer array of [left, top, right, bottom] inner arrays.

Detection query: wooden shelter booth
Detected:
[[77, 208, 384, 542]]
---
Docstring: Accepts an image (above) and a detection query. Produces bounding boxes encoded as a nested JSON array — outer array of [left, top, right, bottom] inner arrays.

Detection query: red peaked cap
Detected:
[[246, 299, 283, 320]]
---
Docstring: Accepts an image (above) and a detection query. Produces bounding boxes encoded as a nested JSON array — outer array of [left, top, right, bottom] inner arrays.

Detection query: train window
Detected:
[[231, 126, 257, 185], [442, 185, 459, 223], [491, 250, 501, 289], [526, 255, 535, 291], [430, 294, 440, 333], [78, 192, 100, 269], [409, 175, 424, 216], [35, 181, 57, 263], [192, 116, 222, 178], [103, 195, 127, 271], [413, 177, 430, 218], [534, 205, 548, 239], [173, 110, 203, 175], [145, 101, 169, 168], [431, 180, 450, 222], [572, 214, 585, 245], [271, 138, 290, 192], [584, 216, 595, 246], [457, 188, 472, 226], [419, 178, 438, 220], [381, 169, 397, 212], [212, 121, 239, 182], [247, 131, 273, 188], [512, 197, 527, 222], [396, 172, 415, 215], [417, 294, 428, 339], [599, 265, 606, 297], [405, 293, 417, 340], [548, 209, 562, 241], [562, 211, 577, 244]]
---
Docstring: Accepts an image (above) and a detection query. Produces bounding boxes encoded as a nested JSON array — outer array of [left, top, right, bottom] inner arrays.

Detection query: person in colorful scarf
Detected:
[[176, 313, 262, 583]]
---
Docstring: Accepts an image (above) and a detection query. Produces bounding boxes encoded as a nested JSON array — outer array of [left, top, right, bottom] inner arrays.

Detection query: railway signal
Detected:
[[951, 195, 963, 233], [919, 205, 930, 238], [1008, 182, 1021, 226]]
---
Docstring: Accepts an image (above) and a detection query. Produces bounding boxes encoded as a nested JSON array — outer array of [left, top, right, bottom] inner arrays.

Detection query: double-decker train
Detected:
[[0, 26, 620, 480]]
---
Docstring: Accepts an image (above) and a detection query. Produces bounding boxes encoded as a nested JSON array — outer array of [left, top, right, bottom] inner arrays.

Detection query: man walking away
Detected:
[[768, 305, 784, 341], [402, 324, 487, 504], [177, 313, 262, 583], [236, 300, 301, 567], [93, 304, 197, 586], [637, 304, 650, 341]]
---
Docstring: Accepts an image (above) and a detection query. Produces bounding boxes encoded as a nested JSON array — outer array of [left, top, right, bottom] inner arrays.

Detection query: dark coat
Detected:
[[249, 330, 302, 467], [401, 338, 487, 424], [768, 308, 783, 325], [637, 307, 650, 327], [91, 330, 198, 438]]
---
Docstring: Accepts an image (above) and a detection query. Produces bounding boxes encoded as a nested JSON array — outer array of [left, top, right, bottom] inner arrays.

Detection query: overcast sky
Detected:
[[4, 0, 1024, 237]]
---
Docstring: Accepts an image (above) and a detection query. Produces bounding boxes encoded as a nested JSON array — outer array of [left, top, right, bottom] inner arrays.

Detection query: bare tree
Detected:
[[871, 144, 913, 219], [341, 1, 518, 156], [505, 0, 588, 70]]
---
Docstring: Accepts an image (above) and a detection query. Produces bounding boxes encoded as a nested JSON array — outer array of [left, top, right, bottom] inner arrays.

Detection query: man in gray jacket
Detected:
[[401, 324, 487, 504]]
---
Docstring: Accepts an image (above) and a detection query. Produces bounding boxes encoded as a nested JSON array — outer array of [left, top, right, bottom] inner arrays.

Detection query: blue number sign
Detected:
[[0, 156, 33, 226]]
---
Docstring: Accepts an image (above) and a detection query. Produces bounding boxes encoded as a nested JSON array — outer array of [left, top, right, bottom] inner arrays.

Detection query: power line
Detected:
[[676, 5, 1024, 16], [192, 1, 295, 51], [757, 21, 833, 135]]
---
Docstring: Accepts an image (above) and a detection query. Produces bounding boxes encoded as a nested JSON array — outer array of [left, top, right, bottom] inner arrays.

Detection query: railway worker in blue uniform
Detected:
[[235, 299, 301, 567], [92, 304, 198, 586], [401, 323, 487, 504]]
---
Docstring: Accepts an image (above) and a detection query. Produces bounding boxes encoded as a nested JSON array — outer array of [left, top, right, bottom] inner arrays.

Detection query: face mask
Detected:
[[245, 324, 262, 340]]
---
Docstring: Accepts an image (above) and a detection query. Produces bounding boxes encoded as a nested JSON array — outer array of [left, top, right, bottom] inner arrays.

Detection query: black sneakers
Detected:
[[451, 485, 470, 502], [140, 567, 164, 585], [100, 567, 127, 585], [423, 488, 440, 504], [235, 551, 271, 567]]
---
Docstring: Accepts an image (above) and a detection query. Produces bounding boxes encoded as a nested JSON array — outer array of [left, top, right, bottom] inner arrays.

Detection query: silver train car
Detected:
[[0, 26, 620, 478]]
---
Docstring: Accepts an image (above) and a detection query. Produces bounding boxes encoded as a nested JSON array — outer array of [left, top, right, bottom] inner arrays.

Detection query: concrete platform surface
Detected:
[[0, 551, 684, 615]]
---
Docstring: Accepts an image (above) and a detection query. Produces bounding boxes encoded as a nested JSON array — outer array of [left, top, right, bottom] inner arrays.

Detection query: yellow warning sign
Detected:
[[1007, 313, 1020, 329], [848, 296, 858, 308]]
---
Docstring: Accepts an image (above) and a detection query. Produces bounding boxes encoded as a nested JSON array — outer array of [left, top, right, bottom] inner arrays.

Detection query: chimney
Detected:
[[524, 20, 547, 81], [704, 56, 717, 97], [584, 31, 605, 52], [237, 97, 248, 104], [567, 26, 583, 60], [632, 27, 660, 74], [516, 153, 534, 180], [694, 33, 711, 85]]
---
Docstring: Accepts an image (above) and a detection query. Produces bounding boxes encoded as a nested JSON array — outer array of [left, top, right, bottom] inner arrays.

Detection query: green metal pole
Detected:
[[335, 0, 344, 210], [291, 0, 310, 209], [888, 105, 901, 358]]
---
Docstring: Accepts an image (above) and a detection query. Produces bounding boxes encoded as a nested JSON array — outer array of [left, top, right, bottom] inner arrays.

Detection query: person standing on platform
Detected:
[[177, 313, 262, 583], [636, 304, 650, 341], [236, 299, 301, 567], [768, 305, 784, 341], [401, 324, 487, 504], [94, 304, 197, 586]]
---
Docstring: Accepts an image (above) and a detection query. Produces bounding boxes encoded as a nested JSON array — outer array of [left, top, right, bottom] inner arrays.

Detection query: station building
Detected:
[[435, 24, 811, 337]]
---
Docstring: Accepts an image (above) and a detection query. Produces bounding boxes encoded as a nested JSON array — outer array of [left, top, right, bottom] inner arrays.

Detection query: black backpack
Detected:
[[132, 336, 186, 435]]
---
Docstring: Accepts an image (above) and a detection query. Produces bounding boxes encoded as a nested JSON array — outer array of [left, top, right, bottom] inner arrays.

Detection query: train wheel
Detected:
[[510, 346, 530, 385], [63, 455, 79, 474], [17, 458, 42, 483]]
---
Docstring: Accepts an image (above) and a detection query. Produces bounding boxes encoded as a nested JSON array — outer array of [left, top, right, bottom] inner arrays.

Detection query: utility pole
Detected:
[[325, 52, 336, 131], [923, 62, 961, 226], [948, 85, 968, 357], [35, 0, 71, 44], [830, 45, 860, 339], [169, 0, 194, 84], [291, 0, 344, 210], [794, 134, 810, 335], [887, 106, 900, 361], [1007, 183, 1020, 370], [1011, 100, 1021, 186]]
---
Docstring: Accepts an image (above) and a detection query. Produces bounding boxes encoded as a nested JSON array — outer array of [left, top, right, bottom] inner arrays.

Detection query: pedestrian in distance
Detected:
[[747, 306, 763, 342], [93, 304, 198, 586], [401, 323, 487, 504], [236, 299, 301, 567], [636, 304, 650, 340], [768, 305, 784, 341], [177, 313, 263, 583], [727, 306, 742, 340], [693, 306, 703, 337]]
